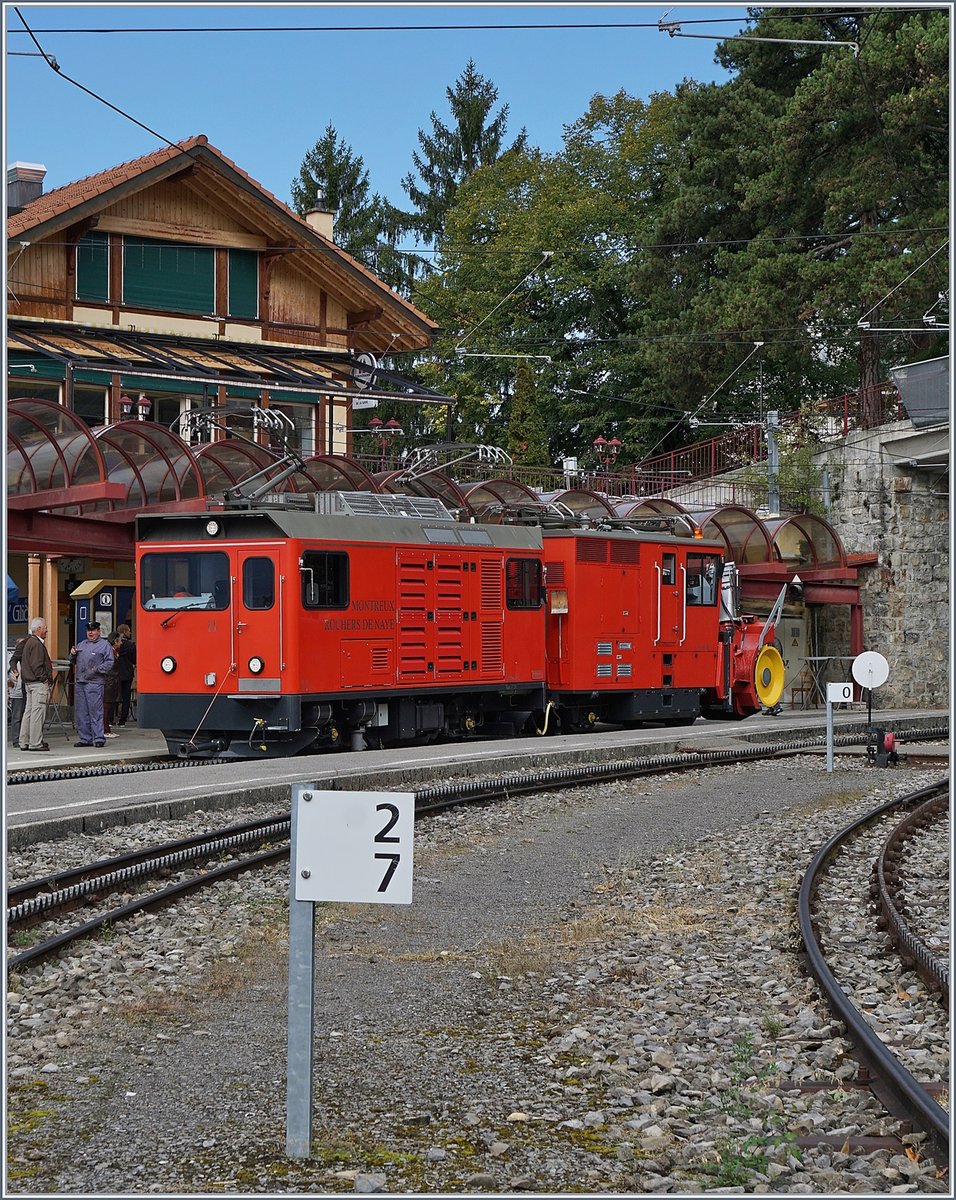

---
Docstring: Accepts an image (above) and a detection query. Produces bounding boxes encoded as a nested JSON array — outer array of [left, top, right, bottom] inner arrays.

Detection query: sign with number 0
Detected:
[[293, 789, 414, 904]]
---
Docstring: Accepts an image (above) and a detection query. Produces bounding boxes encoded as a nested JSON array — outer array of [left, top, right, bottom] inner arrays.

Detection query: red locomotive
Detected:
[[134, 492, 784, 758]]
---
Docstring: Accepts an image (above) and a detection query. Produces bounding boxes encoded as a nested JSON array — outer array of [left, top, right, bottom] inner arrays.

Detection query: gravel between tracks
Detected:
[[6, 757, 950, 1195]]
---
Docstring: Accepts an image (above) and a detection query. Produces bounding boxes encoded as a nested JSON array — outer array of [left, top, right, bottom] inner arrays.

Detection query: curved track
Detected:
[[797, 779, 950, 1160], [874, 791, 950, 1004]]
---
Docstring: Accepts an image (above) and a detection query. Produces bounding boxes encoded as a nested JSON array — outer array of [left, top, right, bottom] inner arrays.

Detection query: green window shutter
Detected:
[[122, 236, 215, 314], [228, 249, 259, 319], [76, 232, 109, 302]]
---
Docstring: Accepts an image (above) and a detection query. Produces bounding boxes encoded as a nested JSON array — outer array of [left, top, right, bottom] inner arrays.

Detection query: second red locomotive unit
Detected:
[[135, 492, 784, 758]]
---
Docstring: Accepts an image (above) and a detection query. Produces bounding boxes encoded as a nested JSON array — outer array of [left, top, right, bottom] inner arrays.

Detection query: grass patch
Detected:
[[480, 934, 554, 981], [117, 990, 191, 1023]]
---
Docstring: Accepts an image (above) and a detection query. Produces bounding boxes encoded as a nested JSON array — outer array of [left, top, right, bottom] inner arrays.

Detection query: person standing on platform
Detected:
[[102, 636, 121, 737], [19, 618, 53, 752], [115, 623, 137, 726], [70, 622, 114, 748], [8, 634, 28, 748]]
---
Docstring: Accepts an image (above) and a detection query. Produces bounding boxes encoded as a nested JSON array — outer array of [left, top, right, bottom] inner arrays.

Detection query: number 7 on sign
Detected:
[[374, 802, 402, 892], [293, 789, 415, 905]]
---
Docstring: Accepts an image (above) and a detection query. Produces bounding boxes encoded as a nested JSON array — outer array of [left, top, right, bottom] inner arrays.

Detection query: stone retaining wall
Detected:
[[815, 421, 949, 709]]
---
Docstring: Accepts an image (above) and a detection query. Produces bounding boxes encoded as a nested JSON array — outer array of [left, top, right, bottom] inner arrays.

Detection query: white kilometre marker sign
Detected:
[[286, 786, 415, 1158]]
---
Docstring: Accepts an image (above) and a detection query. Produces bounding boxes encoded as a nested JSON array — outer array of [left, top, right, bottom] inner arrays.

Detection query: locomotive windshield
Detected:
[[687, 553, 722, 606], [141, 551, 230, 611]]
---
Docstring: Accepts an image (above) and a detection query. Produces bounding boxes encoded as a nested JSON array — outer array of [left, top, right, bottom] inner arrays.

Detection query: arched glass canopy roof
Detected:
[[298, 455, 380, 493], [7, 406, 852, 584], [684, 505, 775, 564], [615, 497, 698, 534], [90, 422, 204, 511], [7, 398, 107, 495], [541, 489, 617, 518], [461, 478, 544, 523], [763, 514, 846, 569], [194, 439, 279, 494]]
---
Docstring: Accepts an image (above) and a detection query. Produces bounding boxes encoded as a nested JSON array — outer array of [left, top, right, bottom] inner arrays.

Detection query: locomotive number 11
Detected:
[[293, 788, 415, 905]]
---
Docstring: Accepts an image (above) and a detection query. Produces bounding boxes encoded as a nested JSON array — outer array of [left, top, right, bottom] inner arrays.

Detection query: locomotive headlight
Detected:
[[205, 519, 221, 537], [248, 656, 265, 675], [160, 656, 177, 674]]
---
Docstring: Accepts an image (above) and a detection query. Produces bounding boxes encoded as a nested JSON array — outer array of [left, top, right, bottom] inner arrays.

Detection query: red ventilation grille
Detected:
[[481, 622, 504, 674], [545, 561, 566, 586], [481, 560, 502, 609], [610, 540, 641, 564], [576, 539, 608, 563]]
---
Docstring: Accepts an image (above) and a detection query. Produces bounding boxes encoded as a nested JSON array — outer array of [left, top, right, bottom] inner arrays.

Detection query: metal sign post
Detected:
[[825, 681, 853, 772], [286, 786, 415, 1159]]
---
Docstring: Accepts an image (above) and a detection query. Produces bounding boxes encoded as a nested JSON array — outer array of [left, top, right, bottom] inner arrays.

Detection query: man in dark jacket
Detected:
[[115, 623, 137, 726], [19, 617, 53, 751]]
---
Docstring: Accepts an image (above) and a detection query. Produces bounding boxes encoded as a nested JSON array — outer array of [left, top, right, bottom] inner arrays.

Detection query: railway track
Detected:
[[798, 779, 950, 1161], [7, 737, 948, 974], [7, 752, 950, 1190], [5, 722, 949, 787], [6, 737, 898, 968]]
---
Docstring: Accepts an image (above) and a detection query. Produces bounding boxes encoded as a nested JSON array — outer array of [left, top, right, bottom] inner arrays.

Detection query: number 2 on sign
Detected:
[[375, 803, 401, 892]]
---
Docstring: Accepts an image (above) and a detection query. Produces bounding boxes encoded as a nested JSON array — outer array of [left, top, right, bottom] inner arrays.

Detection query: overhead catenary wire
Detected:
[[857, 242, 949, 327], [454, 251, 554, 351], [638, 342, 767, 462], [12, 7, 196, 155], [5, 12, 888, 36]]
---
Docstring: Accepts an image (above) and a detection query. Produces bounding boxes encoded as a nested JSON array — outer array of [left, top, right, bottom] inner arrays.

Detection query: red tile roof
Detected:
[[7, 135, 207, 238]]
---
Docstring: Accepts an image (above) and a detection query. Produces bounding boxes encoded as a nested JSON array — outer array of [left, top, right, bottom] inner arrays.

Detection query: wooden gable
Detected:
[[7, 135, 436, 355]]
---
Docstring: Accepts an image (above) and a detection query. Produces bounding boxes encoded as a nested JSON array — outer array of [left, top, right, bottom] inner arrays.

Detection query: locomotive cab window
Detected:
[[301, 551, 349, 609], [506, 558, 543, 610], [661, 553, 676, 586], [242, 557, 275, 609], [141, 551, 230, 610], [686, 553, 721, 606]]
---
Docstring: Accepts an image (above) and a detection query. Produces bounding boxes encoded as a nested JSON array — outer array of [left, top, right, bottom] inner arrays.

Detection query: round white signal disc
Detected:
[[851, 651, 890, 689]]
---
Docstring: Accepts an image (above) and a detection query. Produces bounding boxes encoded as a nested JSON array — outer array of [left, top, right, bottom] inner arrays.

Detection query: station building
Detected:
[[6, 135, 440, 660]]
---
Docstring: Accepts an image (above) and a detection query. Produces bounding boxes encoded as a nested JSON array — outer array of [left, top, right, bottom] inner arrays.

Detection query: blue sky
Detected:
[[5, 3, 754, 216]]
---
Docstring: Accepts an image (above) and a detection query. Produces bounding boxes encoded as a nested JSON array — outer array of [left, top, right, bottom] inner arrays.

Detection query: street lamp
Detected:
[[120, 393, 153, 421], [365, 416, 404, 470], [593, 435, 622, 469]]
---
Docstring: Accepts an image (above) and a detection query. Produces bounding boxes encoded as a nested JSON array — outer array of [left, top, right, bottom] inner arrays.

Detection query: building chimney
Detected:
[[304, 206, 336, 240], [304, 185, 336, 240], [7, 162, 47, 213]]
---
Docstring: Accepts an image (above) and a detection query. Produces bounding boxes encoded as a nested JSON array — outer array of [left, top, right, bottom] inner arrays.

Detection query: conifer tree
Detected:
[[507, 360, 551, 467], [291, 124, 412, 292], [402, 60, 528, 246]]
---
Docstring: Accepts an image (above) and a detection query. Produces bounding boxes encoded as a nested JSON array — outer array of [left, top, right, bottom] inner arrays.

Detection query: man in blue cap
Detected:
[[70, 622, 114, 747]]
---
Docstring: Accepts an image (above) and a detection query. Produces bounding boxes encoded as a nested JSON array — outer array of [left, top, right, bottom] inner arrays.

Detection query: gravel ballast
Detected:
[[6, 757, 950, 1194]]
